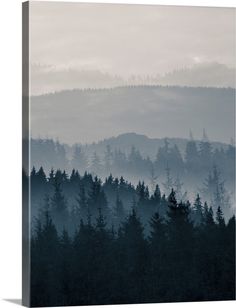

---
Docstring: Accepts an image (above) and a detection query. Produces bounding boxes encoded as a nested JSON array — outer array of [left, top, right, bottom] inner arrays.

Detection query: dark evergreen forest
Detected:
[[29, 135, 235, 219], [24, 167, 235, 306]]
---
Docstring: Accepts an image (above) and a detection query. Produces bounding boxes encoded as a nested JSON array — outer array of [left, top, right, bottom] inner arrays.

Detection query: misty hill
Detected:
[[159, 63, 235, 88], [31, 62, 235, 95], [81, 132, 229, 161], [31, 85, 235, 144]]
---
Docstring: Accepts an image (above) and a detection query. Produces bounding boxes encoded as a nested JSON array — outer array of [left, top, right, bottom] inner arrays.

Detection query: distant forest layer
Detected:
[[30, 86, 235, 144], [28, 134, 235, 218], [25, 169, 235, 306]]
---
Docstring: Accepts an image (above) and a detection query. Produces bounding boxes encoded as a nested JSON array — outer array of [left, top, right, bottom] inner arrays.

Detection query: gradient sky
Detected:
[[30, 2, 235, 79], [28, 2, 235, 144]]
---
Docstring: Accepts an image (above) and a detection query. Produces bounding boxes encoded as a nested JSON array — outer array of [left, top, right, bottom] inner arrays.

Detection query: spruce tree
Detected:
[[87, 176, 109, 221], [148, 212, 167, 301], [71, 145, 88, 174], [165, 192, 195, 300], [216, 206, 225, 228], [192, 194, 203, 225], [51, 178, 69, 233], [104, 145, 113, 174], [117, 208, 148, 302], [90, 152, 102, 176], [76, 184, 88, 222], [114, 194, 125, 228]]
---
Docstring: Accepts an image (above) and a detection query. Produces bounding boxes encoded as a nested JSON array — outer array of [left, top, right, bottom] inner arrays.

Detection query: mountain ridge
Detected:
[[31, 62, 235, 96], [31, 85, 235, 145], [31, 83, 235, 98], [76, 132, 230, 161]]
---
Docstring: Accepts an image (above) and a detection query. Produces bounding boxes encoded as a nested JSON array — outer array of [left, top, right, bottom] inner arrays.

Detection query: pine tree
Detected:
[[216, 206, 225, 228], [113, 149, 127, 172], [162, 165, 174, 195], [117, 208, 148, 302], [203, 202, 215, 227], [38, 194, 51, 226], [148, 212, 167, 301], [202, 165, 230, 213], [192, 194, 203, 226], [36, 166, 47, 182], [87, 176, 109, 221], [71, 145, 88, 174], [55, 141, 68, 170], [114, 194, 125, 228], [69, 205, 80, 235], [48, 168, 55, 184], [58, 228, 72, 304], [167, 188, 177, 206], [95, 208, 108, 241], [165, 195, 195, 300], [173, 176, 187, 202], [31, 166, 36, 177], [149, 212, 166, 248], [90, 152, 102, 176], [136, 181, 149, 201], [136, 181, 151, 223], [104, 145, 113, 174], [51, 178, 69, 233], [169, 144, 184, 175], [149, 166, 158, 194], [155, 138, 170, 175], [150, 184, 161, 210], [76, 184, 88, 222], [31, 209, 60, 306], [72, 219, 97, 305]]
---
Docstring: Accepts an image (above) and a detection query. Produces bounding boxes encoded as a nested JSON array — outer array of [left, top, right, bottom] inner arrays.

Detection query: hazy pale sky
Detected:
[[28, 2, 235, 144], [30, 2, 235, 78]]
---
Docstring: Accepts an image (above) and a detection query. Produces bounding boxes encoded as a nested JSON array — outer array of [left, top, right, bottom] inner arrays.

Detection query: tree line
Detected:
[[27, 165, 233, 232], [30, 182, 235, 306], [30, 136, 235, 186]]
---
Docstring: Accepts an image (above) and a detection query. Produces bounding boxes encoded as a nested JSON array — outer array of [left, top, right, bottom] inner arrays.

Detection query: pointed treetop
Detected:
[[31, 166, 36, 176], [216, 206, 225, 226], [168, 189, 177, 207]]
